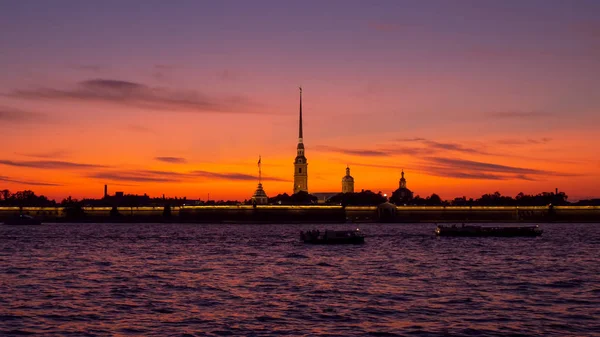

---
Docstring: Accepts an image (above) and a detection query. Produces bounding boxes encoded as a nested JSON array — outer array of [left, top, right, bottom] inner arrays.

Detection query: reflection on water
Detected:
[[1, 223, 599, 336]]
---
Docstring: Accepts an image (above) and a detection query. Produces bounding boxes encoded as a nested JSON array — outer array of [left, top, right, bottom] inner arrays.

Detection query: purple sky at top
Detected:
[[1, 0, 599, 200]]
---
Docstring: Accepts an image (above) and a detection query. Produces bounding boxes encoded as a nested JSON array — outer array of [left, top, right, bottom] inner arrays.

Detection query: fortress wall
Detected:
[[345, 206, 378, 222], [1, 205, 599, 222], [0, 207, 65, 220], [179, 206, 346, 223]]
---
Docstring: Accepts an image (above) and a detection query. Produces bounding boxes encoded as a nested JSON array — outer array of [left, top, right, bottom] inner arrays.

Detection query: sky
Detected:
[[1, 0, 599, 202]]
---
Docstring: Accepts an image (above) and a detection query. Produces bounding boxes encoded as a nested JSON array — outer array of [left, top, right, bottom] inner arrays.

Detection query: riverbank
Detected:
[[1, 205, 600, 223]]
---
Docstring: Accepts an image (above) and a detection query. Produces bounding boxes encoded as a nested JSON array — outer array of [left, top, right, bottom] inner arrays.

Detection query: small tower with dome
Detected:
[[342, 166, 354, 193], [390, 169, 413, 205], [399, 169, 407, 189]]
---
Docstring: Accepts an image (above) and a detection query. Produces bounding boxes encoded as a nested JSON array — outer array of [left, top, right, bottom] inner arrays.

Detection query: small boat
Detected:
[[435, 224, 542, 237], [301, 229, 365, 244], [2, 214, 42, 226]]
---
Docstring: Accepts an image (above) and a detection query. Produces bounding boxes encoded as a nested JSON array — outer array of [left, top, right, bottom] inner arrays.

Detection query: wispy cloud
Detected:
[[190, 170, 288, 182], [0, 175, 62, 186], [89, 171, 183, 183], [9, 79, 260, 114], [314, 145, 392, 157], [489, 111, 553, 119], [424, 157, 549, 175], [0, 106, 45, 123], [395, 137, 491, 156], [413, 157, 577, 181], [0, 159, 106, 170], [346, 155, 576, 182], [87, 168, 288, 183], [315, 145, 427, 157], [343, 161, 402, 170], [155, 156, 187, 164], [496, 138, 552, 145], [14, 150, 71, 159], [405, 138, 488, 155]]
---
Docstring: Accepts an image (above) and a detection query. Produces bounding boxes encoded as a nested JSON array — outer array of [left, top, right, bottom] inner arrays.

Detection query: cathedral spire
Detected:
[[298, 86, 303, 143], [293, 87, 308, 194]]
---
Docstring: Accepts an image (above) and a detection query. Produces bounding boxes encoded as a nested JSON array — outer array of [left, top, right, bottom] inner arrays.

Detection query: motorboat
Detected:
[[435, 224, 542, 237], [301, 229, 365, 244], [2, 214, 42, 226]]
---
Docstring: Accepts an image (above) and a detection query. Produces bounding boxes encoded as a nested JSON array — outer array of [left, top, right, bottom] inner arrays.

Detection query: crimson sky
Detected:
[[1, 0, 599, 201]]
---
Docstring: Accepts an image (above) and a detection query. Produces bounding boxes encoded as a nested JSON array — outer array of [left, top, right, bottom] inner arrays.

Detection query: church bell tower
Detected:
[[294, 87, 308, 193]]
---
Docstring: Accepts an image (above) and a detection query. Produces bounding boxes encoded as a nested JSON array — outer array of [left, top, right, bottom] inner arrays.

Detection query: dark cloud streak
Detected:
[[87, 169, 288, 183], [9, 79, 260, 114], [190, 170, 288, 182], [489, 111, 553, 119], [0, 175, 62, 186], [15, 150, 71, 159], [0, 159, 107, 170], [155, 157, 187, 164]]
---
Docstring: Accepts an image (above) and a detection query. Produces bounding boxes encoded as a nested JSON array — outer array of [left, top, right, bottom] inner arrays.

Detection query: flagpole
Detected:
[[258, 155, 262, 184]]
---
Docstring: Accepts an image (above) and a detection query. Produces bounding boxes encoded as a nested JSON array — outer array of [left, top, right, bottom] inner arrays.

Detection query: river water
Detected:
[[1, 223, 599, 336]]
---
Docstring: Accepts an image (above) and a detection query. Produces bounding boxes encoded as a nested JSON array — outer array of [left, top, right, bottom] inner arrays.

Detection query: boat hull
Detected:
[[301, 230, 365, 244]]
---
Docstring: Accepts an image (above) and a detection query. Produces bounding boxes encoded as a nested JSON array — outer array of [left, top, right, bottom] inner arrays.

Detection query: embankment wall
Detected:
[[0, 205, 598, 223]]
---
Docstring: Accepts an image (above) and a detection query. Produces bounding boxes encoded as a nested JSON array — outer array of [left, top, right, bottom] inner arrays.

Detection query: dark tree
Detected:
[[327, 190, 387, 206], [427, 193, 443, 206]]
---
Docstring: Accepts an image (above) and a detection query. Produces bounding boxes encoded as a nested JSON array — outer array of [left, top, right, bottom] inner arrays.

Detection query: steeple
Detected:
[[258, 155, 262, 184], [298, 87, 303, 143], [399, 169, 407, 189]]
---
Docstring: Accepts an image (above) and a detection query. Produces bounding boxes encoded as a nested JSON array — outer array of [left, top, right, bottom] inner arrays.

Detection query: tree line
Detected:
[[0, 188, 594, 207]]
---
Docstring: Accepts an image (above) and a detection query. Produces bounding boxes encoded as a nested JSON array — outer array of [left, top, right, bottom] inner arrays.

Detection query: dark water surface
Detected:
[[1, 223, 599, 336]]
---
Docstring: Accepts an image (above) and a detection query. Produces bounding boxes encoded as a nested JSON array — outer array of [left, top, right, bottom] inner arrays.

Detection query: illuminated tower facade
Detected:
[[293, 87, 308, 193], [342, 166, 354, 193]]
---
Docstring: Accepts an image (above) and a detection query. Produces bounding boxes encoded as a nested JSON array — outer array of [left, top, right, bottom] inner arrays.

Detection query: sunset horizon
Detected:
[[2, 1, 599, 202]]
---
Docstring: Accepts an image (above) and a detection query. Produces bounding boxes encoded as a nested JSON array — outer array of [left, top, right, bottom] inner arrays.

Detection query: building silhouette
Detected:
[[251, 156, 269, 205], [342, 166, 354, 193], [293, 87, 308, 193]]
